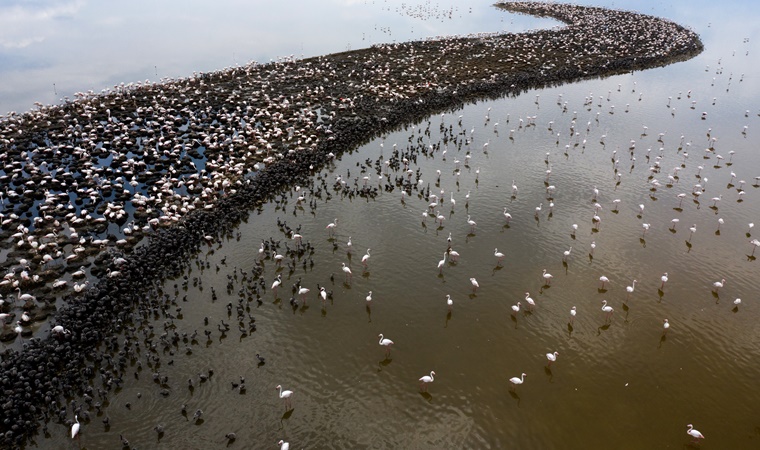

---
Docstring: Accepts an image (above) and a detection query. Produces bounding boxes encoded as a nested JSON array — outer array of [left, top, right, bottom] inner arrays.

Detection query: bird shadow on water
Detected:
[[639, 238, 646, 247], [444, 311, 452, 328], [658, 334, 667, 349], [596, 323, 611, 335], [377, 358, 392, 372], [281, 409, 294, 421], [419, 392, 433, 403], [508, 390, 521, 406]]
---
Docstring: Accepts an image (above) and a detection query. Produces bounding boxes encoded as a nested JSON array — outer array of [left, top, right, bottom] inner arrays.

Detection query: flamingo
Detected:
[[642, 223, 650, 236], [660, 272, 669, 289], [326, 218, 338, 236], [599, 275, 610, 289], [341, 263, 352, 282], [563, 247, 572, 261], [686, 424, 705, 442], [419, 371, 435, 391], [378, 334, 394, 356], [503, 207, 512, 224], [494, 248, 505, 265], [275, 385, 293, 409], [467, 215, 477, 232], [71, 414, 80, 440], [751, 239, 760, 256], [571, 224, 578, 236], [570, 306, 577, 324], [524, 292, 535, 311], [446, 294, 453, 311], [670, 218, 679, 230], [297, 285, 310, 301], [437, 252, 447, 274], [15, 287, 35, 305], [626, 280, 637, 299], [509, 373, 526, 390], [542, 269, 553, 285], [546, 352, 559, 367], [592, 214, 602, 230], [590, 241, 596, 255], [511, 180, 518, 196], [362, 248, 371, 267], [470, 277, 480, 293], [278, 440, 290, 450], [271, 274, 282, 293], [511, 302, 521, 315], [677, 193, 686, 208], [663, 319, 670, 334], [365, 291, 373, 306], [346, 236, 353, 253], [638, 204, 645, 215], [535, 203, 543, 217], [320, 287, 328, 304], [712, 278, 726, 292], [601, 300, 614, 320]]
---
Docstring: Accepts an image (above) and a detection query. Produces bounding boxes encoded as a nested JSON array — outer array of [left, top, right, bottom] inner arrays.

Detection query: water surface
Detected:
[[13, 0, 760, 448]]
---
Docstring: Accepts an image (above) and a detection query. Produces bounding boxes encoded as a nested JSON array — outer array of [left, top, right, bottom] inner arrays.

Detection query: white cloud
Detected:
[[0, 0, 85, 49], [0, 36, 45, 49]]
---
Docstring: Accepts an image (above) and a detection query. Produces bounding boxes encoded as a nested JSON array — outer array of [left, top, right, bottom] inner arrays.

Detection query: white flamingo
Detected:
[[419, 371, 435, 391], [378, 333, 394, 356], [509, 373, 526, 390], [601, 300, 614, 320], [275, 385, 294, 409]]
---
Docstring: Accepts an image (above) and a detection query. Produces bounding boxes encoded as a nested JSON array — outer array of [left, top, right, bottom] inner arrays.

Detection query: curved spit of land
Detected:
[[0, 1, 702, 446]]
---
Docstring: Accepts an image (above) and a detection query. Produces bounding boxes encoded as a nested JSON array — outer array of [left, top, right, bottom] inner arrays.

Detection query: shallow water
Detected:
[[18, 0, 760, 449]]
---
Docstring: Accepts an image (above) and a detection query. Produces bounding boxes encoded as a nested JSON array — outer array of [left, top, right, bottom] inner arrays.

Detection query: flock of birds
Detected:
[[248, 55, 756, 444], [0, 2, 698, 348], [0, 1, 747, 448]]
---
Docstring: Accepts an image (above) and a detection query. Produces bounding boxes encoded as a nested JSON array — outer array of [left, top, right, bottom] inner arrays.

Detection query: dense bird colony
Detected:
[[0, 1, 708, 447]]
